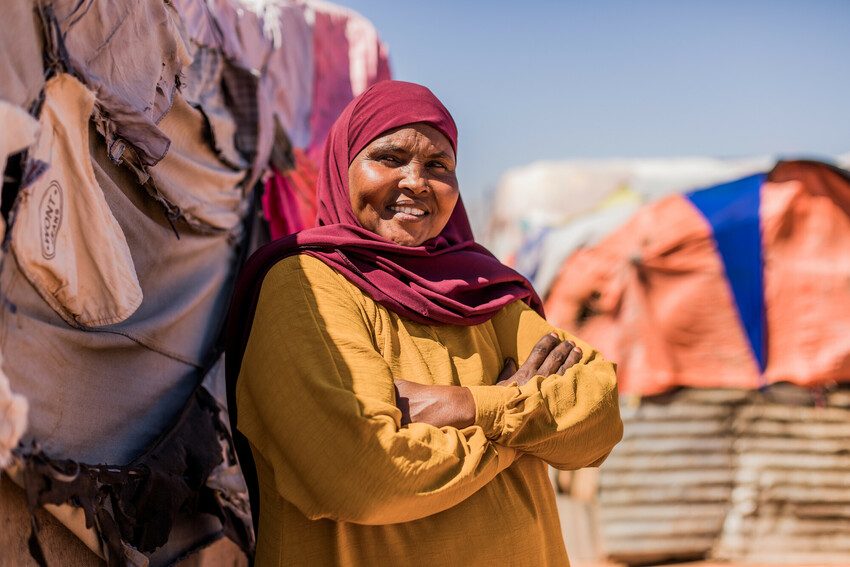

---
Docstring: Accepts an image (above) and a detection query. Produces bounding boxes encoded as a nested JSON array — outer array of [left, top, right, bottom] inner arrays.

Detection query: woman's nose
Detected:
[[398, 163, 428, 193]]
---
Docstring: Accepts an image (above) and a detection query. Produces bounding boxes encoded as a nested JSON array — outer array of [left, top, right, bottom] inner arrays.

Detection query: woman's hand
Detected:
[[497, 332, 582, 387], [394, 381, 475, 429]]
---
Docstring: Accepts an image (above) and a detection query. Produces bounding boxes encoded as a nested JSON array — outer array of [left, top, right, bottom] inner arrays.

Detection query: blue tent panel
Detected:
[[686, 173, 767, 371]]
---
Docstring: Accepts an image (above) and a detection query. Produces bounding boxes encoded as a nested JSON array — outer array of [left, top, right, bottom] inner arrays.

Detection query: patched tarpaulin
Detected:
[[0, 0, 390, 564]]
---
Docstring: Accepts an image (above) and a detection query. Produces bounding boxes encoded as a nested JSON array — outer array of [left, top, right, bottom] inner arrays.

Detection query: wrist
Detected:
[[453, 386, 475, 429]]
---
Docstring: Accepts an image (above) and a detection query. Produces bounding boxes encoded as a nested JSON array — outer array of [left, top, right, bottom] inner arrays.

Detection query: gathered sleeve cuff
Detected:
[[466, 383, 516, 439]]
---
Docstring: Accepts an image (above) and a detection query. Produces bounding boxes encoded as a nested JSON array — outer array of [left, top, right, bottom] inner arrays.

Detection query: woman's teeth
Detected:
[[389, 206, 426, 217]]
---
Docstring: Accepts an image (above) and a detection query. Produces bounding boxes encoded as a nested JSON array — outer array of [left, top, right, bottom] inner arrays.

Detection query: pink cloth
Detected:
[[761, 161, 850, 387], [307, 6, 353, 162], [262, 2, 392, 238], [307, 3, 392, 162], [262, 150, 319, 239]]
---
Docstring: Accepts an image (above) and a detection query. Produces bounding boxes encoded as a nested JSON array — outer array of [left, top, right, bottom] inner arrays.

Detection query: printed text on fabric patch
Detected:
[[39, 180, 63, 260]]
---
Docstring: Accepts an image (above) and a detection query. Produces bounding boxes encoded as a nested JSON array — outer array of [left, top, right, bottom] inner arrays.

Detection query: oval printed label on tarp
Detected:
[[39, 180, 62, 260]]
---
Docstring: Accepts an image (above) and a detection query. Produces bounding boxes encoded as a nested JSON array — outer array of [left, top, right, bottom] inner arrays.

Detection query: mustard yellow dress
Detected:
[[236, 254, 622, 567]]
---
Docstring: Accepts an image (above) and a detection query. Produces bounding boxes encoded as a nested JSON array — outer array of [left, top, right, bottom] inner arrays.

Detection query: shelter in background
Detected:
[[486, 156, 773, 294], [547, 160, 850, 395]]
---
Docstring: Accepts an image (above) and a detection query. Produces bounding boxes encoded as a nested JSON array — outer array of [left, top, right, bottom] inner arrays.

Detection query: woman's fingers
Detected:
[[516, 333, 561, 382], [557, 346, 583, 374], [497, 358, 518, 383], [537, 341, 575, 376], [510, 333, 583, 385]]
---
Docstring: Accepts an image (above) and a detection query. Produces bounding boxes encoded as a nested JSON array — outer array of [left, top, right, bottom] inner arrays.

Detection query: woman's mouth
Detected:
[[387, 205, 429, 220]]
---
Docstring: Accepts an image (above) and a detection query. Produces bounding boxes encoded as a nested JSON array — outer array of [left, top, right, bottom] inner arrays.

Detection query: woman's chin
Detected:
[[375, 224, 433, 247], [388, 235, 422, 247], [385, 232, 425, 247]]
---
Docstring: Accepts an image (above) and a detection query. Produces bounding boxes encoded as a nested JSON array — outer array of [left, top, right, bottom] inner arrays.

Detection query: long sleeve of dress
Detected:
[[235, 256, 517, 526], [466, 300, 623, 471]]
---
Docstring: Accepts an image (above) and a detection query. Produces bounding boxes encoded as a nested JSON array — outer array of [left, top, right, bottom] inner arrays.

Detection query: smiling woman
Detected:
[[225, 81, 623, 566]]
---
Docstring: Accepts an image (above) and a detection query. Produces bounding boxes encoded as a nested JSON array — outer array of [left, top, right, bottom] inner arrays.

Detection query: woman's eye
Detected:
[[428, 161, 447, 170], [378, 155, 401, 165]]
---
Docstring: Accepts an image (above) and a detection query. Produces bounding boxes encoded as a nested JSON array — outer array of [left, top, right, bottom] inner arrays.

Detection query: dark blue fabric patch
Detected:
[[686, 173, 767, 371]]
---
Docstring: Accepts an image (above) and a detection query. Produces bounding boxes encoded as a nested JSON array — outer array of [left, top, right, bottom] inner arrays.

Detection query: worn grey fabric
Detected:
[[170, 0, 219, 48], [176, 0, 314, 151], [0, 2, 299, 563], [1, 119, 239, 465], [0, 100, 40, 242], [170, 0, 279, 190], [0, 1, 45, 109], [208, 0, 274, 71], [181, 47, 247, 170], [15, 384, 251, 565], [55, 0, 188, 121], [147, 93, 247, 233], [47, 0, 273, 232], [1, 115, 244, 563], [0, 102, 39, 178]]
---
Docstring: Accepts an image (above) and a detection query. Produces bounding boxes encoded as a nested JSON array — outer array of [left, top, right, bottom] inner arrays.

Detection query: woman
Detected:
[[225, 81, 622, 566]]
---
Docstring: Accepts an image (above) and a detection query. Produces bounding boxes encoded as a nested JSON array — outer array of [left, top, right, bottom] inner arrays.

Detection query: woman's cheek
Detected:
[[436, 186, 460, 223], [359, 160, 396, 186]]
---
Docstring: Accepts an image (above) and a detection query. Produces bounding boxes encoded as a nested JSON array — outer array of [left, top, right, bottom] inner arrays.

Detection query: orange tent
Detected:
[[546, 161, 850, 395]]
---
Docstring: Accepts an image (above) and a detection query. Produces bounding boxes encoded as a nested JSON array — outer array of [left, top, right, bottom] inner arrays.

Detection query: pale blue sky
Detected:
[[342, 0, 850, 201]]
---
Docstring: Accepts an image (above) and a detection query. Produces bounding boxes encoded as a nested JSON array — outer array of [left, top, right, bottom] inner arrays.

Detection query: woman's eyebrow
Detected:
[[427, 150, 452, 160], [369, 142, 407, 153]]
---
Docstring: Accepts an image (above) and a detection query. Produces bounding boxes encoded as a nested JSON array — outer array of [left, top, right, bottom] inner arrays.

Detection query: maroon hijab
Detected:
[[224, 80, 542, 532], [227, 80, 541, 361]]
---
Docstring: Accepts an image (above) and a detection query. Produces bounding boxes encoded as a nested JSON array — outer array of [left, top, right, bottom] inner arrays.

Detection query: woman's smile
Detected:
[[385, 200, 429, 220]]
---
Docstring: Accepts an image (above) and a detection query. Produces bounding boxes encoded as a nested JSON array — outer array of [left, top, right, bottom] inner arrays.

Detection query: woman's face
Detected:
[[348, 123, 459, 247]]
